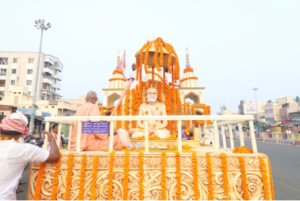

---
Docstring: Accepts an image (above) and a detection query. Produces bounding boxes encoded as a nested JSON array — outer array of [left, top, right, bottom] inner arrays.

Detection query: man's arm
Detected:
[[43, 131, 60, 163], [137, 105, 144, 129]]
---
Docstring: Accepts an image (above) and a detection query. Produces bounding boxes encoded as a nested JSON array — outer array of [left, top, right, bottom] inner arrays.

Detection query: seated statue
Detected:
[[129, 87, 170, 139]]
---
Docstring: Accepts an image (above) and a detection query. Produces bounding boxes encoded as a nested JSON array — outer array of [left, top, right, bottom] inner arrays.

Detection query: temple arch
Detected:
[[184, 92, 200, 104], [107, 93, 121, 106]]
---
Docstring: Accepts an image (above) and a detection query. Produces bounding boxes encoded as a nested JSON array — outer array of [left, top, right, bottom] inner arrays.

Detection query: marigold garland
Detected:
[[33, 162, 46, 200], [116, 103, 122, 129], [238, 156, 250, 200], [184, 68, 194, 73], [50, 154, 62, 200], [78, 154, 87, 200], [192, 152, 200, 200], [258, 157, 271, 200], [175, 152, 182, 200], [112, 69, 124, 75], [180, 76, 198, 83], [206, 153, 214, 200], [90, 155, 99, 200], [99, 106, 114, 116], [65, 153, 74, 200], [109, 77, 127, 82], [124, 89, 130, 130], [138, 151, 144, 200], [108, 151, 116, 200], [268, 159, 275, 200], [233, 146, 253, 153], [220, 153, 230, 200], [122, 150, 130, 200], [161, 152, 167, 200]]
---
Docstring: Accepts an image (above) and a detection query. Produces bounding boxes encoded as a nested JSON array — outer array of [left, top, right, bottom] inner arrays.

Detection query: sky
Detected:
[[1, 0, 299, 114]]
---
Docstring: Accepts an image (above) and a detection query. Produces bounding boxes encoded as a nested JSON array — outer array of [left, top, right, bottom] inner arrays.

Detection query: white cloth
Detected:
[[0, 140, 49, 200], [128, 70, 146, 89]]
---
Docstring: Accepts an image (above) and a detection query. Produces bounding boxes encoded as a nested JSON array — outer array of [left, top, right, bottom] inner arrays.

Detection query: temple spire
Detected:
[[116, 50, 121, 69], [186, 46, 190, 68]]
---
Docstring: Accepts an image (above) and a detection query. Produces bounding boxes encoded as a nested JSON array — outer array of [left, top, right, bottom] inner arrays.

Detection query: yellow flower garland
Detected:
[[65, 153, 74, 200], [175, 152, 182, 200], [220, 153, 229, 200], [108, 151, 116, 200], [161, 152, 167, 200], [192, 152, 200, 200], [206, 153, 214, 200], [90, 155, 99, 200], [122, 150, 130, 200], [50, 154, 62, 200], [238, 156, 250, 200], [258, 157, 271, 200], [268, 159, 275, 200], [78, 154, 87, 200], [33, 162, 45, 200], [139, 151, 144, 200]]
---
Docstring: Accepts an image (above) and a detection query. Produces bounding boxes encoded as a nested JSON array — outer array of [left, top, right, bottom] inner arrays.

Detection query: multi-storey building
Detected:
[[0, 51, 63, 100], [238, 100, 265, 117]]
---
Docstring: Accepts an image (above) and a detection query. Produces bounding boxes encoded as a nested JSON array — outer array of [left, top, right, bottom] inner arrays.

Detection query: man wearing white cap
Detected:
[[0, 111, 60, 200]]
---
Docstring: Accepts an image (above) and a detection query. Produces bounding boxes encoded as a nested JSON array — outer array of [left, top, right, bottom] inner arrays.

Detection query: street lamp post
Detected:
[[252, 88, 261, 127], [28, 19, 51, 135]]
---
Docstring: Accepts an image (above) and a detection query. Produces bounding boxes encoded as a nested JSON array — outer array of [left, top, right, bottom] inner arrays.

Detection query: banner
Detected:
[[294, 134, 300, 141], [82, 122, 110, 134], [245, 101, 257, 112], [17, 107, 36, 115], [287, 134, 293, 140]]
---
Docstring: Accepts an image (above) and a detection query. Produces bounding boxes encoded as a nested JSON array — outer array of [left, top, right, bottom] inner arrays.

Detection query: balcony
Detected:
[[52, 73, 62, 81], [43, 67, 54, 75], [52, 82, 62, 90], [43, 76, 53, 85]]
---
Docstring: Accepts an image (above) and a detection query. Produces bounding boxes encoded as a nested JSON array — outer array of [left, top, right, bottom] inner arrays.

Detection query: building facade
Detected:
[[238, 100, 265, 116], [0, 51, 63, 100]]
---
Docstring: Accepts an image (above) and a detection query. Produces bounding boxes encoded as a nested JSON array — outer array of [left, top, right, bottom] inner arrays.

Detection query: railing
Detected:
[[43, 115, 257, 153], [234, 130, 300, 146]]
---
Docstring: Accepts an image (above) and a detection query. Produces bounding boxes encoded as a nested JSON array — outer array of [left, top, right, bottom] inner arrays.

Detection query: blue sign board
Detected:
[[82, 122, 110, 134], [17, 107, 36, 115], [42, 112, 51, 117]]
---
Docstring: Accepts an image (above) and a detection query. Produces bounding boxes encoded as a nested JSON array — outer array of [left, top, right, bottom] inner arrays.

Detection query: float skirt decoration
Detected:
[[27, 152, 274, 200]]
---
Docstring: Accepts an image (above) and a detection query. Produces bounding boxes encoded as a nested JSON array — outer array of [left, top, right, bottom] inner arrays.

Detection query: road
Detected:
[[17, 140, 300, 200]]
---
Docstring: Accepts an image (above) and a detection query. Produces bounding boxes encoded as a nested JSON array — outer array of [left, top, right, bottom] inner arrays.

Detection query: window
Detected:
[[26, 80, 32, 85], [0, 69, 7, 76], [13, 58, 18, 63], [11, 69, 16, 74], [11, 80, 15, 85], [0, 97, 2, 101], [0, 81, 5, 87], [27, 69, 33, 74], [28, 58, 34, 63], [0, 58, 8, 65]]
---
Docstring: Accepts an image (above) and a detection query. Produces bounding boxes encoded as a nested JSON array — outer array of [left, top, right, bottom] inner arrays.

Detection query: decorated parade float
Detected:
[[27, 38, 275, 200]]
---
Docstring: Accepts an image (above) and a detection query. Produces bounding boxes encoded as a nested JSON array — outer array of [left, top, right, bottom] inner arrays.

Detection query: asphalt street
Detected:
[[17, 140, 300, 200]]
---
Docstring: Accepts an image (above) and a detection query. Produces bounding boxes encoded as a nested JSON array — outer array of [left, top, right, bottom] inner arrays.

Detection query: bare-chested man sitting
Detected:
[[129, 87, 170, 139]]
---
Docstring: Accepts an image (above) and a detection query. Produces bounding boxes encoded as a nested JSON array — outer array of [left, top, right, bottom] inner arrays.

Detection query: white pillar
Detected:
[[249, 120, 258, 153], [203, 121, 210, 145], [228, 124, 234, 149], [213, 120, 219, 153], [68, 124, 73, 151], [43, 121, 50, 150], [109, 121, 114, 152], [144, 120, 149, 153], [57, 123, 62, 147], [178, 120, 182, 152], [76, 121, 82, 152], [238, 123, 245, 146], [221, 126, 227, 149]]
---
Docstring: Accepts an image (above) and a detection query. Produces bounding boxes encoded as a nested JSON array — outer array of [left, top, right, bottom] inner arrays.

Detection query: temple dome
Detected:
[[180, 48, 198, 87], [108, 53, 126, 89]]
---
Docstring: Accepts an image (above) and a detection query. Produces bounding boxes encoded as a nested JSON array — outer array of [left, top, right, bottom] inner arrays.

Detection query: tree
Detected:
[[220, 103, 227, 111], [294, 96, 300, 105], [267, 100, 272, 103]]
